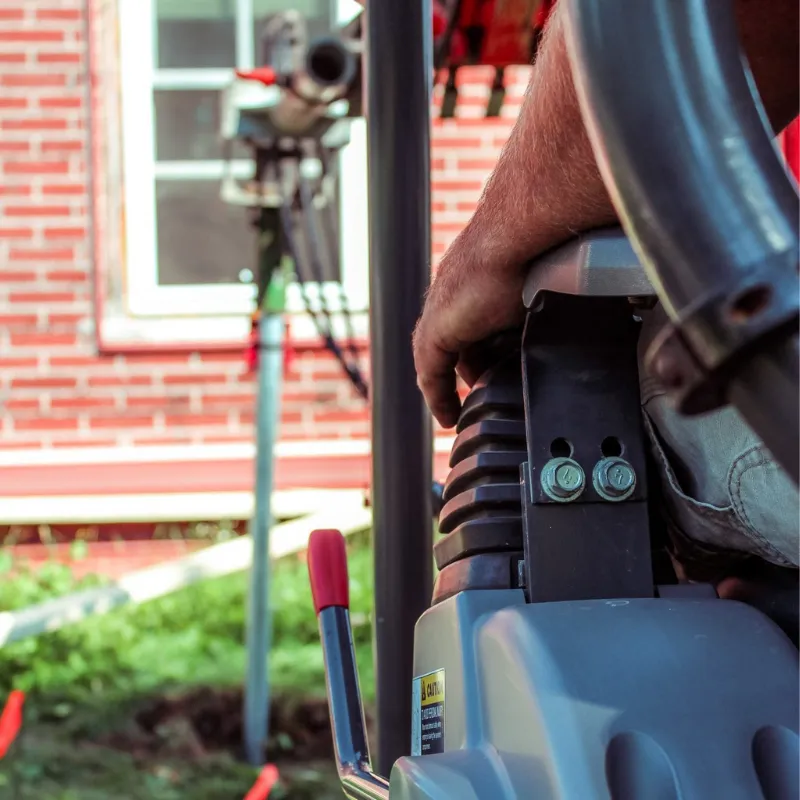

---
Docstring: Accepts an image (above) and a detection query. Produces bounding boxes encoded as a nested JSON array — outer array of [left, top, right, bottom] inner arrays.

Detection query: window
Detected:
[[116, 0, 368, 342]]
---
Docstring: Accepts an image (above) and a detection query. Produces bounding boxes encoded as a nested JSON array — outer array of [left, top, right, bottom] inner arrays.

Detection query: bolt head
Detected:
[[541, 458, 585, 502], [593, 458, 637, 501]]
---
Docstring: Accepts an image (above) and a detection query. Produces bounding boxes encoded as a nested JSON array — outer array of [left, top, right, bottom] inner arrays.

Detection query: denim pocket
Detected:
[[642, 395, 796, 568]]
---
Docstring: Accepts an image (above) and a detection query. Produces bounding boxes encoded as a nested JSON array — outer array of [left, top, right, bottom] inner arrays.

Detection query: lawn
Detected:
[[0, 531, 375, 799]]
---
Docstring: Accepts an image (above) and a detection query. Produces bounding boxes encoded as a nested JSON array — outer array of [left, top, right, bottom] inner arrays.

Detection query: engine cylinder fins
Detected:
[[434, 519, 523, 570], [457, 383, 524, 432], [442, 450, 528, 504], [448, 418, 526, 468], [438, 483, 523, 534], [435, 350, 527, 575]]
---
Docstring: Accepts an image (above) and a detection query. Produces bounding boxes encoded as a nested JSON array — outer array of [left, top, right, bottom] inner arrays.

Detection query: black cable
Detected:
[[278, 172, 369, 400], [306, 144, 362, 370]]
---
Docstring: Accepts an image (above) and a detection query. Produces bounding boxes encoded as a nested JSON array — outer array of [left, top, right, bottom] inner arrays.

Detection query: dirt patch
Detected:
[[97, 687, 358, 766]]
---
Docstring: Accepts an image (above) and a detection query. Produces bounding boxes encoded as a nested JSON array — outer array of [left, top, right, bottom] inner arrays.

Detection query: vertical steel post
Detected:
[[243, 218, 288, 766], [365, 0, 434, 776]]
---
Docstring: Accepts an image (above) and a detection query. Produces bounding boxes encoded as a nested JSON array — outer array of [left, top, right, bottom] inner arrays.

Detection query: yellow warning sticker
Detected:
[[420, 671, 445, 707], [411, 669, 445, 756]]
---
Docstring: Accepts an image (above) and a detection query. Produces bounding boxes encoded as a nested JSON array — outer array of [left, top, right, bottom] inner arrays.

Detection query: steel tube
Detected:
[[320, 606, 390, 800], [243, 311, 284, 765], [365, 0, 435, 775]]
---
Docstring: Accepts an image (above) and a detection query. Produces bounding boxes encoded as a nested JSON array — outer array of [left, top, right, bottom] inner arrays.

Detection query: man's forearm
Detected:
[[460, 2, 613, 273], [459, 0, 799, 274]]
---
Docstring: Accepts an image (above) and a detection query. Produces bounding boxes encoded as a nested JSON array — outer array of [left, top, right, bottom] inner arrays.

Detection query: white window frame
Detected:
[[116, 0, 368, 343]]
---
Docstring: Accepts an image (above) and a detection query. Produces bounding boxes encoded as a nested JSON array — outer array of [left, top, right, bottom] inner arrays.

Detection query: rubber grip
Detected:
[[308, 529, 350, 615]]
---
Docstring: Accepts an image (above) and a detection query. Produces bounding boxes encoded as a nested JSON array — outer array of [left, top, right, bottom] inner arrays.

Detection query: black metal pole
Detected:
[[365, 0, 434, 776]]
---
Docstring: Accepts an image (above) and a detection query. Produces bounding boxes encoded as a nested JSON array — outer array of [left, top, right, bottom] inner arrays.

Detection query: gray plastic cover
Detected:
[[522, 227, 654, 308], [393, 590, 799, 799]]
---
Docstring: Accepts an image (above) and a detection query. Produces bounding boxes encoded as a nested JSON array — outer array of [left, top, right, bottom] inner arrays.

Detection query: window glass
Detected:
[[155, 179, 253, 285], [156, 0, 236, 69], [154, 89, 222, 161]]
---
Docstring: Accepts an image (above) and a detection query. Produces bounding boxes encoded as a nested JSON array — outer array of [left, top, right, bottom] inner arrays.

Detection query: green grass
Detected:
[[0, 531, 375, 799]]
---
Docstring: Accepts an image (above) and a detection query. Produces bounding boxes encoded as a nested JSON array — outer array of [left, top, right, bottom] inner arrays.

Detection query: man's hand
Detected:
[[413, 0, 799, 429], [413, 3, 615, 428]]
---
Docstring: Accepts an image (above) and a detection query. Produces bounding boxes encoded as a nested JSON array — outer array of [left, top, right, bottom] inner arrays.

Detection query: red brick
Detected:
[[312, 409, 369, 424], [432, 180, 483, 192], [12, 376, 77, 389], [4, 160, 69, 175], [48, 356, 100, 367], [455, 201, 478, 212], [449, 117, 513, 128], [14, 417, 79, 431], [0, 185, 30, 196], [202, 435, 251, 445], [37, 52, 81, 64], [164, 414, 228, 427], [8, 292, 75, 303], [0, 53, 26, 64], [0, 227, 32, 238], [0, 440, 43, 450], [0, 314, 37, 326], [39, 95, 82, 109], [40, 140, 83, 152], [48, 313, 85, 327], [42, 183, 84, 196], [203, 393, 254, 407], [10, 249, 74, 262], [126, 395, 192, 410], [457, 159, 499, 170], [0, 97, 27, 109], [2, 118, 69, 131], [89, 416, 155, 429], [36, 8, 82, 21], [0, 271, 36, 282], [436, 222, 468, 233], [199, 352, 245, 364], [431, 136, 483, 149], [87, 375, 153, 387], [0, 73, 67, 88], [44, 226, 85, 239], [5, 398, 40, 411], [0, 9, 25, 21], [5, 205, 71, 217], [51, 439, 117, 449], [46, 269, 87, 281], [0, 141, 30, 153], [122, 354, 192, 367], [132, 436, 194, 446], [51, 397, 116, 410], [0, 356, 37, 368], [163, 374, 227, 385], [9, 333, 76, 347]]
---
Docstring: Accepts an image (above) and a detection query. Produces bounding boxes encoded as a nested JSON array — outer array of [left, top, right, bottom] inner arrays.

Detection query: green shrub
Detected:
[[0, 532, 375, 714]]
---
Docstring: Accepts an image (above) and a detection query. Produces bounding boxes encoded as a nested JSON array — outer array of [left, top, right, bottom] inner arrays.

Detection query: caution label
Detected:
[[411, 669, 445, 756]]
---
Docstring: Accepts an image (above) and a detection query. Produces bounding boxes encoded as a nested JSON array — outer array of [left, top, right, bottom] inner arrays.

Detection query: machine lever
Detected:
[[308, 529, 390, 800]]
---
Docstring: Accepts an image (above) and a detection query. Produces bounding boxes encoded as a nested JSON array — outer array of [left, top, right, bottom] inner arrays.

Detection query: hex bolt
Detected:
[[541, 457, 586, 503], [593, 457, 637, 501]]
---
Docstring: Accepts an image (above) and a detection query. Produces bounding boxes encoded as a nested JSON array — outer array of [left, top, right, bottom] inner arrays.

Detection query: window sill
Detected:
[[97, 306, 370, 353]]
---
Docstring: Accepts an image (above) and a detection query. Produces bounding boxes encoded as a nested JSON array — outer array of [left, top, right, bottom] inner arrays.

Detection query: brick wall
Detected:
[[0, 0, 527, 454]]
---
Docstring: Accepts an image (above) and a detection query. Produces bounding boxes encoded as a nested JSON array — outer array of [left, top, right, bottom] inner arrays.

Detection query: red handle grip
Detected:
[[308, 529, 350, 615]]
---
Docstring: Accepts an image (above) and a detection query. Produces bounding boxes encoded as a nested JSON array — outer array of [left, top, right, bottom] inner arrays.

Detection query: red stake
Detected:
[[0, 690, 25, 760], [244, 763, 280, 800]]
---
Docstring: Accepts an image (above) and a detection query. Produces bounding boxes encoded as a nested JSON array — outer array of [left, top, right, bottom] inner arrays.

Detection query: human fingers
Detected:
[[413, 311, 462, 429]]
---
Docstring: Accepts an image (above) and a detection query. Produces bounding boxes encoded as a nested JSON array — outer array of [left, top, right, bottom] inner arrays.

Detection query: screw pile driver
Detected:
[[307, 0, 799, 798]]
